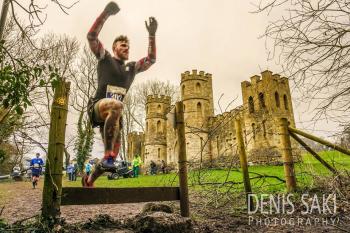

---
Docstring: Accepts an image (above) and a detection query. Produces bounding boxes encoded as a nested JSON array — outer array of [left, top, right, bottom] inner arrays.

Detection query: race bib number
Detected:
[[106, 85, 126, 101], [34, 163, 39, 168]]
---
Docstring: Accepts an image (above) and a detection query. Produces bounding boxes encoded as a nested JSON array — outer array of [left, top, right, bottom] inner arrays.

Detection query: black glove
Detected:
[[104, 1, 120, 16], [145, 17, 158, 36]]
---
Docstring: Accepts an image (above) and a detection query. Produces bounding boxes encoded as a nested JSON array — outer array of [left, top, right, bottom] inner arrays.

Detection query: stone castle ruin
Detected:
[[127, 70, 298, 167]]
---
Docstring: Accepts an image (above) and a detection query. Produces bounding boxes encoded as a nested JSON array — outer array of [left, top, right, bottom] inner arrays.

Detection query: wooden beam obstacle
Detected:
[[61, 187, 180, 205]]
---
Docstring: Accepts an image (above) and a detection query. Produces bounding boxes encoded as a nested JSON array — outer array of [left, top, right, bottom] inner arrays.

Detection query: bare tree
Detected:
[[12, 33, 79, 163], [119, 80, 179, 159], [134, 79, 179, 106], [1, 0, 78, 40], [70, 45, 97, 171], [253, 0, 350, 122]]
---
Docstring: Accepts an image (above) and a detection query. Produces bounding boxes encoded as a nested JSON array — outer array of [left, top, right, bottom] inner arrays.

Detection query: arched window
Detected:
[[197, 102, 202, 117], [248, 96, 254, 113], [157, 104, 162, 113], [174, 141, 179, 162], [196, 82, 201, 93], [157, 120, 162, 133], [252, 123, 256, 140], [216, 136, 220, 155], [146, 106, 149, 114], [182, 85, 185, 96], [183, 104, 186, 112], [146, 122, 148, 133], [275, 92, 280, 108], [158, 148, 161, 159], [262, 120, 267, 138], [283, 95, 288, 110], [259, 92, 266, 109]]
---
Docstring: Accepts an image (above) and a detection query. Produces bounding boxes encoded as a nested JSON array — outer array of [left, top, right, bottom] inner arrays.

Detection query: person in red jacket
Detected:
[[82, 1, 157, 187]]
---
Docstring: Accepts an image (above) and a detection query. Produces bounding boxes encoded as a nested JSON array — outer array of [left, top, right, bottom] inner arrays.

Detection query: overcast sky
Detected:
[[9, 0, 345, 157]]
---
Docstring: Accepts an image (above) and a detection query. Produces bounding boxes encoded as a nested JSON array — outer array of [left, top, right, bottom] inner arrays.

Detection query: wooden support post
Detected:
[[279, 118, 297, 192], [42, 80, 70, 220], [234, 118, 254, 211], [289, 131, 339, 176], [288, 126, 350, 156], [175, 101, 190, 217]]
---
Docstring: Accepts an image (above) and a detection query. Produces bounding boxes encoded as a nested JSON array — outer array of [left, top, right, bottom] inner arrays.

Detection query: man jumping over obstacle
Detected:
[[82, 1, 157, 187]]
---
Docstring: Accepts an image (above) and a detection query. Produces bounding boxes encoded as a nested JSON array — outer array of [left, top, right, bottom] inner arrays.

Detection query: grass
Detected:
[[62, 150, 350, 194]]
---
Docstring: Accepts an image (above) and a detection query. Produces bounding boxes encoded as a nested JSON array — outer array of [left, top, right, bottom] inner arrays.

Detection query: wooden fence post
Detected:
[[42, 80, 70, 220], [279, 118, 297, 192], [234, 118, 254, 211], [175, 101, 190, 217]]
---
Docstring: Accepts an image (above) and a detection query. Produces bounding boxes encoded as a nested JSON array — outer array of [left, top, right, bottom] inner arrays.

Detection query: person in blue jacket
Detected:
[[67, 162, 74, 181], [30, 153, 44, 188]]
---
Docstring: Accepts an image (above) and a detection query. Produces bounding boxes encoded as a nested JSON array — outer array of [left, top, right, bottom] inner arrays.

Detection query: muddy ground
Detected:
[[1, 181, 350, 232]]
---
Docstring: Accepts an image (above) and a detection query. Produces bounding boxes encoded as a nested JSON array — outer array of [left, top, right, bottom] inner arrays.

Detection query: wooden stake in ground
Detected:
[[175, 101, 190, 217], [42, 80, 70, 220], [234, 118, 254, 211], [279, 118, 297, 192]]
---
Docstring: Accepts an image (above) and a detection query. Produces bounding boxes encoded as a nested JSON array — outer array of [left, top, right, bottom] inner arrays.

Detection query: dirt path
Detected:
[[1, 181, 350, 232], [0, 181, 144, 224]]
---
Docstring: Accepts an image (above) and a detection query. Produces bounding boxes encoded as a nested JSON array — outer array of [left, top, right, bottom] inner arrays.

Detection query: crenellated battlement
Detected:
[[241, 70, 288, 87], [128, 131, 144, 139], [146, 94, 171, 104], [181, 69, 212, 83]]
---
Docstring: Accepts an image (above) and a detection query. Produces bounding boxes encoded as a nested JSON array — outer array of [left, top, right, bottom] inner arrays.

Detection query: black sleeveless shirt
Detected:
[[93, 51, 136, 101], [88, 51, 136, 128]]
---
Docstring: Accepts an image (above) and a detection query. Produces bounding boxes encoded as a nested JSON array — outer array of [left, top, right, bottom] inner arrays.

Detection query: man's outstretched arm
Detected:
[[135, 17, 158, 73], [87, 2, 120, 60]]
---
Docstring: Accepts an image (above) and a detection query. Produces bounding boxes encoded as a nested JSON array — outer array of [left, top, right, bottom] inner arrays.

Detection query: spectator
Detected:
[[85, 160, 93, 176], [132, 154, 142, 178], [161, 160, 166, 174], [150, 160, 157, 175], [67, 162, 74, 181], [13, 164, 21, 173], [73, 161, 78, 181]]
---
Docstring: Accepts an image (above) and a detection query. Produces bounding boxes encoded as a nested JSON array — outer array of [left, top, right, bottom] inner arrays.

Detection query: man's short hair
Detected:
[[112, 35, 129, 51], [36, 153, 40, 156]]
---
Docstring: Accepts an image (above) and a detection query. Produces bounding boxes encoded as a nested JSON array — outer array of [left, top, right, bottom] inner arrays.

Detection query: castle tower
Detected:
[[180, 70, 214, 162], [127, 132, 144, 162], [241, 70, 296, 163], [144, 94, 171, 166]]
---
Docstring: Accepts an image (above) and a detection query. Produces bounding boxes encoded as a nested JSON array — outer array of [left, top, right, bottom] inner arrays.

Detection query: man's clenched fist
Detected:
[[104, 1, 120, 15]]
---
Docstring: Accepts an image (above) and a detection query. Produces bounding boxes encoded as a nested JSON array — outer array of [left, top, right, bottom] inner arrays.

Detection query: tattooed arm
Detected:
[[135, 17, 158, 73], [87, 2, 120, 60]]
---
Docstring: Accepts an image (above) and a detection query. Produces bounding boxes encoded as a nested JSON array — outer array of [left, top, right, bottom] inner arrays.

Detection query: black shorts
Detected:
[[87, 98, 103, 128], [87, 98, 123, 129]]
